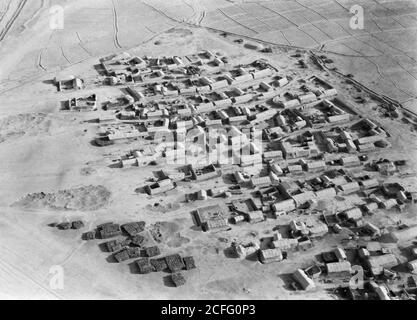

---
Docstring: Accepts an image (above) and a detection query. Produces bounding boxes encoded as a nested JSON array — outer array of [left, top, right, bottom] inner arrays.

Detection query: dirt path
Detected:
[[0, 244, 64, 300], [0, 0, 12, 26], [111, 0, 122, 49], [0, 0, 27, 42]]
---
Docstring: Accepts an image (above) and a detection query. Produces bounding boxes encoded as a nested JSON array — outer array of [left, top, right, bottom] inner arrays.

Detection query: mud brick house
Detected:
[[293, 269, 315, 290], [98, 223, 121, 239], [114, 249, 130, 262], [165, 254, 185, 272], [150, 258, 167, 272], [195, 204, 228, 228], [72, 221, 84, 229], [144, 179, 175, 195], [127, 247, 141, 259], [121, 221, 146, 237], [83, 231, 95, 240], [106, 240, 123, 252], [326, 261, 352, 279], [183, 256, 196, 270], [171, 272, 186, 287], [145, 246, 161, 257], [57, 222, 72, 230], [258, 248, 284, 264], [136, 258, 154, 274], [131, 234, 145, 247]]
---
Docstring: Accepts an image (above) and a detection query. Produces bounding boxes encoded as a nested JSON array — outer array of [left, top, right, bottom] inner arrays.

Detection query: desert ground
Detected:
[[0, 0, 416, 300]]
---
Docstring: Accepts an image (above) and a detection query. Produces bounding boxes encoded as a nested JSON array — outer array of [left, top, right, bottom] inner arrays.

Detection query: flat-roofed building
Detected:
[[326, 261, 351, 278], [195, 102, 216, 114], [252, 68, 272, 79], [293, 269, 315, 290], [309, 223, 329, 237], [339, 182, 361, 194], [323, 88, 338, 97], [258, 248, 283, 264], [375, 285, 391, 300], [298, 93, 317, 104], [144, 179, 175, 195], [342, 207, 362, 220], [288, 164, 303, 174], [282, 99, 300, 109], [335, 248, 347, 261], [272, 199, 296, 213], [263, 150, 283, 160], [218, 110, 229, 120], [272, 238, 299, 251], [407, 259, 417, 272], [256, 109, 277, 122], [250, 176, 271, 188], [358, 143, 376, 152], [363, 202, 379, 213], [360, 179, 379, 190], [341, 155, 360, 167], [389, 225, 417, 243], [214, 98, 233, 108], [210, 80, 228, 90], [380, 198, 397, 209], [292, 191, 316, 207], [276, 77, 288, 87], [328, 114, 350, 123], [234, 74, 253, 83], [259, 81, 273, 91], [367, 254, 398, 275], [205, 119, 222, 126], [306, 160, 326, 172], [357, 135, 384, 145], [246, 210, 264, 224], [271, 163, 284, 176], [233, 94, 253, 104]]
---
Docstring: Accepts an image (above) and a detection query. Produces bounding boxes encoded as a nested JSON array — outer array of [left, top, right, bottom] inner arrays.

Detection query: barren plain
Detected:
[[0, 0, 417, 300]]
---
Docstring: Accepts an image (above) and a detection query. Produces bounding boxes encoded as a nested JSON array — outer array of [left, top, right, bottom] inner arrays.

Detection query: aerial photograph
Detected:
[[0, 0, 417, 301]]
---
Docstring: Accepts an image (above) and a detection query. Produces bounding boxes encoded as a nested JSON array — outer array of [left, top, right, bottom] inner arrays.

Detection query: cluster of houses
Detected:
[[54, 48, 417, 298], [91, 52, 344, 147], [56, 220, 84, 230], [81, 221, 196, 287], [60, 94, 97, 112], [292, 239, 417, 300], [53, 75, 84, 92]]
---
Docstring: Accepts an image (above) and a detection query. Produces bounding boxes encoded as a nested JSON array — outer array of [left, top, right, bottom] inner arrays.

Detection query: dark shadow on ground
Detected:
[[93, 64, 107, 76], [98, 242, 109, 253], [278, 273, 297, 291], [134, 186, 148, 194], [106, 254, 118, 263], [223, 247, 238, 259], [163, 275, 176, 287], [128, 261, 140, 274], [108, 162, 122, 169], [245, 252, 259, 262]]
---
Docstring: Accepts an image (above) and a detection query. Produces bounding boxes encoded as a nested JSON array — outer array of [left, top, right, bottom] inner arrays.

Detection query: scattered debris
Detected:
[[14, 185, 111, 211]]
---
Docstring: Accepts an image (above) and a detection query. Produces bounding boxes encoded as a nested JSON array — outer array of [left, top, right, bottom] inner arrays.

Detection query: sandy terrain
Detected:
[[0, 0, 416, 300]]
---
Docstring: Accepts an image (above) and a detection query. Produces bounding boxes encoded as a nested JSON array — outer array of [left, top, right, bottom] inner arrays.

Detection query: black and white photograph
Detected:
[[0, 0, 417, 304]]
